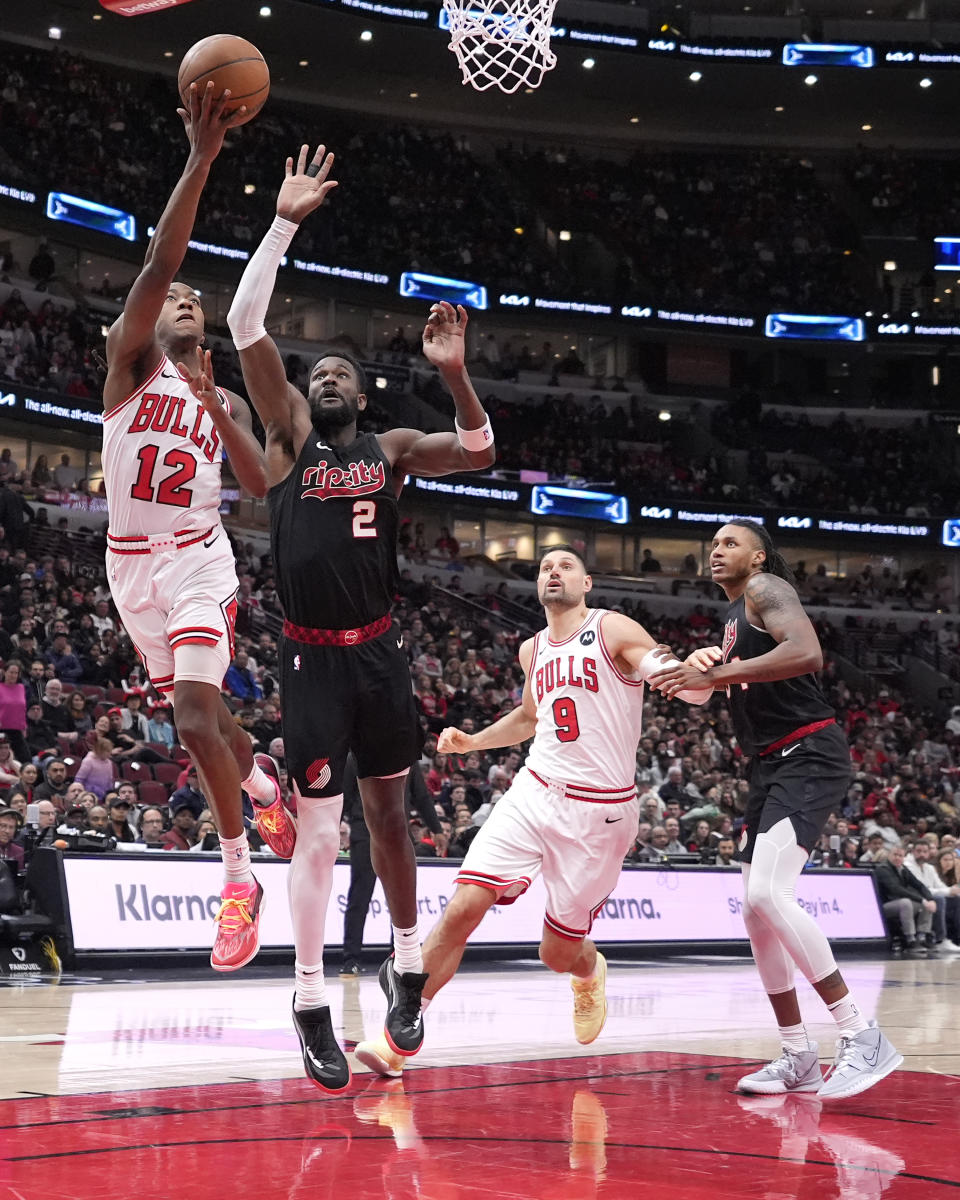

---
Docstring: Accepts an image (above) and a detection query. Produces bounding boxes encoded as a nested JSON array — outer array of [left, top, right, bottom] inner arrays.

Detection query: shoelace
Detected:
[[257, 806, 285, 835], [763, 1050, 801, 1079], [215, 895, 254, 936], [827, 1036, 856, 1076], [573, 980, 601, 1017]]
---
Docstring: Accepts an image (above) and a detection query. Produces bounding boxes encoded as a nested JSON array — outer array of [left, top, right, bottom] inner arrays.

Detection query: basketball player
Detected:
[[354, 544, 712, 1077], [225, 143, 496, 1092], [101, 83, 287, 972], [648, 521, 901, 1101]]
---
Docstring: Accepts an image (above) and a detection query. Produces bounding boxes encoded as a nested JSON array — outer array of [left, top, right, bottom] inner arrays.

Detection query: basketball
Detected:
[[177, 34, 270, 126]]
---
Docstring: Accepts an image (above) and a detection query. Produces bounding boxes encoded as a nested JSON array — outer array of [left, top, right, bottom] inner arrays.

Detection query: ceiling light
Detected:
[[514, 226, 524, 235], [244, 183, 256, 195], [861, 124, 872, 131], [804, 74, 817, 85], [360, 29, 373, 41], [93, 12, 102, 18], [775, 105, 784, 112], [409, 91, 419, 98], [298, 60, 308, 66], [689, 71, 702, 82], [48, 26, 62, 39], [629, 116, 639, 123], [920, 77, 933, 88], [163, 50, 174, 58], [559, 230, 572, 242], [658, 410, 672, 422], [259, 5, 272, 15], [883, 260, 897, 271], [582, 58, 595, 69]]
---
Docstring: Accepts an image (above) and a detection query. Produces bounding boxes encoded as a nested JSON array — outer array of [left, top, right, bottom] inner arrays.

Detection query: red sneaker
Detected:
[[211, 878, 264, 972], [251, 753, 297, 858]]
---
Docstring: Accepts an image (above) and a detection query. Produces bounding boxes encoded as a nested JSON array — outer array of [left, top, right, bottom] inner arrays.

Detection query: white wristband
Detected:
[[455, 416, 494, 452]]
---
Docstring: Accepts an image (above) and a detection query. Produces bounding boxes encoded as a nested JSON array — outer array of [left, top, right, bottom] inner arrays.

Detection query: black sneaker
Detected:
[[339, 962, 362, 978], [378, 956, 428, 1056], [291, 996, 351, 1092]]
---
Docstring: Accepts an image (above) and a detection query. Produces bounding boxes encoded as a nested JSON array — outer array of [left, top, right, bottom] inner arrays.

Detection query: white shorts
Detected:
[[456, 766, 639, 941], [107, 530, 238, 696]]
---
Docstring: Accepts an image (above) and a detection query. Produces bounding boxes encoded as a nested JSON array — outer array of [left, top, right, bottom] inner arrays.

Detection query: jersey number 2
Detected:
[[352, 500, 377, 539], [130, 445, 196, 508], [552, 697, 581, 742]]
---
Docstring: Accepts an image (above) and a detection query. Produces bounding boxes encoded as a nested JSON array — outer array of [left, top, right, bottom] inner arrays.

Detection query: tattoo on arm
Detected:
[[747, 574, 805, 634]]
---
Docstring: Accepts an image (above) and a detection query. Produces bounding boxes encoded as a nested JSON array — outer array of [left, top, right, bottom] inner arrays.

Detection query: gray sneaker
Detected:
[[818, 1022, 903, 1101], [737, 1043, 822, 1094]]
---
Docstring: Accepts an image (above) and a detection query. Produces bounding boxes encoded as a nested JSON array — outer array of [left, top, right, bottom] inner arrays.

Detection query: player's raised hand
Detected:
[[422, 302, 467, 373], [177, 81, 248, 164], [437, 725, 474, 754], [685, 645, 723, 672], [178, 347, 219, 414], [276, 144, 338, 223]]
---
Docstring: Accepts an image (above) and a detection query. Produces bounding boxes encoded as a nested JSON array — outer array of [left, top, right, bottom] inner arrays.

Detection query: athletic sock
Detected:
[[219, 831, 254, 884], [392, 924, 423, 974], [294, 961, 328, 1011], [243, 762, 277, 805], [778, 1022, 810, 1054], [827, 993, 870, 1038], [420, 997, 432, 1014]]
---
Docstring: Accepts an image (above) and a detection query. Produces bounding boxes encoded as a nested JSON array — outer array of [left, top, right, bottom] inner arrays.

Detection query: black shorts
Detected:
[[738, 723, 850, 864], [279, 622, 419, 799]]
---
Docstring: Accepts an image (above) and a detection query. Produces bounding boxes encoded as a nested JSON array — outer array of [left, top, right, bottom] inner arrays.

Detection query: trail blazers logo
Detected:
[[721, 618, 738, 663], [305, 758, 332, 790], [301, 458, 385, 501]]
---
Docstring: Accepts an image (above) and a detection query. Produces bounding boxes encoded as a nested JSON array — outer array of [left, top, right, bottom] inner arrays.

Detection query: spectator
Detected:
[[33, 759, 69, 806], [147, 704, 175, 749], [107, 796, 137, 844], [875, 844, 936, 956], [0, 661, 27, 761], [434, 526, 460, 559], [52, 454, 81, 491], [24, 699, 58, 759], [29, 455, 51, 489], [137, 807, 166, 845], [6, 761, 39, 806], [121, 689, 150, 739], [41, 678, 71, 733], [86, 805, 110, 832], [74, 737, 117, 801], [906, 839, 960, 952], [162, 804, 197, 851], [716, 836, 737, 865], [64, 689, 93, 739], [0, 448, 18, 485], [169, 766, 205, 820], [640, 549, 662, 574], [0, 807, 24, 872], [223, 649, 262, 701]]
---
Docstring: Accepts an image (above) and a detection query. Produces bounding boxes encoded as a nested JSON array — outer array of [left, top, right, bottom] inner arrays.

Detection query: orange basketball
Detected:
[[177, 34, 270, 126]]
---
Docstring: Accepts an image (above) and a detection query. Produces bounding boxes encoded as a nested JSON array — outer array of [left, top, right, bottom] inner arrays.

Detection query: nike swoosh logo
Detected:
[[782, 743, 801, 757], [863, 1034, 882, 1068], [161, 370, 178, 380], [605, 817, 624, 823], [203, 533, 220, 549], [396, 638, 404, 649], [306, 1048, 331, 1070]]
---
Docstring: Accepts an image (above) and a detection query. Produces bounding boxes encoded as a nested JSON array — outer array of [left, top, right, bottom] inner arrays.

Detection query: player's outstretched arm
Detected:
[[381, 303, 496, 484], [600, 612, 713, 705], [438, 637, 537, 752], [227, 144, 337, 455], [105, 84, 245, 401], [650, 575, 822, 699], [176, 348, 268, 498]]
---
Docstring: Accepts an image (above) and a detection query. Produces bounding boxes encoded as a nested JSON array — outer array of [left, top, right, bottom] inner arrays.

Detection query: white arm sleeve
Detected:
[[638, 648, 713, 707], [226, 216, 299, 351]]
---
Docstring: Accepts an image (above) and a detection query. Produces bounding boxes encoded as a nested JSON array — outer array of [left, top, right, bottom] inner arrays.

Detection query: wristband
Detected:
[[455, 416, 494, 452]]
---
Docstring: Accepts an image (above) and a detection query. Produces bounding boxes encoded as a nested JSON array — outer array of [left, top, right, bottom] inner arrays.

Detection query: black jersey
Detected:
[[269, 431, 399, 629], [720, 591, 834, 755]]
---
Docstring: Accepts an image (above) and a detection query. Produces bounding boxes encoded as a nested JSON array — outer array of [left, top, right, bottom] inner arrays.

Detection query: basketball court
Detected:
[[2, 954, 958, 1198]]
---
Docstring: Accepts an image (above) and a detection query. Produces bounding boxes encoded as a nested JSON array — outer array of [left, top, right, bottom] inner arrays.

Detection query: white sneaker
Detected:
[[818, 1022, 903, 1101], [940, 939, 960, 953], [736, 1044, 822, 1094]]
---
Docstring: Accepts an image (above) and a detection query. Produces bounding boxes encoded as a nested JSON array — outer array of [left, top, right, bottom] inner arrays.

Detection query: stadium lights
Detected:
[[883, 260, 897, 271], [582, 58, 596, 69], [920, 77, 933, 88], [48, 26, 62, 39], [658, 410, 672, 421], [360, 29, 373, 41], [259, 5, 271, 16], [804, 74, 817, 85], [861, 124, 872, 131], [689, 71, 702, 82], [559, 230, 572, 242], [244, 183, 256, 195]]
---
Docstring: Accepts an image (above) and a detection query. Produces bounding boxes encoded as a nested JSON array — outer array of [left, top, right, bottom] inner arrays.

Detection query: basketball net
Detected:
[[441, 0, 559, 93]]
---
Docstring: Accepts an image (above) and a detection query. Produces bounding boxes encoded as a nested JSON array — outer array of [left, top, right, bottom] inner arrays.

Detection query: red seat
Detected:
[[80, 684, 106, 699], [122, 761, 153, 783], [170, 744, 190, 764], [145, 742, 172, 759], [137, 780, 171, 808], [105, 688, 126, 704], [57, 733, 76, 756], [62, 758, 80, 778], [153, 762, 182, 786]]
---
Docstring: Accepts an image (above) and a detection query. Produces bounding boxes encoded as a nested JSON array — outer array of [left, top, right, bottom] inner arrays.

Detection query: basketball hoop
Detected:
[[441, 0, 559, 93]]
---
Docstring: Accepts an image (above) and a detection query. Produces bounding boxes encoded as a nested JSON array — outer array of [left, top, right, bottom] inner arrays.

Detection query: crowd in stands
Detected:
[[2, 38, 942, 317], [0, 516, 959, 955]]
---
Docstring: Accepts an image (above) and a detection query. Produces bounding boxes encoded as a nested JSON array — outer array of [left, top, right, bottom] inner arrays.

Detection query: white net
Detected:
[[441, 0, 559, 93]]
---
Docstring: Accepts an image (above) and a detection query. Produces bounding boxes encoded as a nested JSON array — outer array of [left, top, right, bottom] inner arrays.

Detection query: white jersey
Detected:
[[525, 608, 644, 799], [102, 354, 229, 536]]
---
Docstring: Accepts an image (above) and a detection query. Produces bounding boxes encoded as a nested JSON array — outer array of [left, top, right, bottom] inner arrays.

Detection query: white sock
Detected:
[[778, 1022, 809, 1053], [294, 960, 328, 1011], [243, 761, 277, 804], [420, 996, 432, 1013], [392, 924, 423, 974], [219, 831, 254, 884], [827, 994, 870, 1038]]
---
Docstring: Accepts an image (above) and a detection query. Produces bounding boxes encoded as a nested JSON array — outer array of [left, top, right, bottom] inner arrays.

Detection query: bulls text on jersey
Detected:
[[534, 654, 599, 701], [126, 391, 221, 463]]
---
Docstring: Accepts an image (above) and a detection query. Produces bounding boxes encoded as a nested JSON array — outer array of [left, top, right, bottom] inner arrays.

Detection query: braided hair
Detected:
[[728, 520, 795, 584]]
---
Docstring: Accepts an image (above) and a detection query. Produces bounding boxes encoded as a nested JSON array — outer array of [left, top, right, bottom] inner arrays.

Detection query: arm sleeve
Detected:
[[226, 216, 299, 350]]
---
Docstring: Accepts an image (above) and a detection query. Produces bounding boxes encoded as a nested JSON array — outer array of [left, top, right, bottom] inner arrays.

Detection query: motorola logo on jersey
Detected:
[[300, 458, 385, 501], [305, 758, 332, 790], [534, 656, 599, 702], [580, 630, 595, 646]]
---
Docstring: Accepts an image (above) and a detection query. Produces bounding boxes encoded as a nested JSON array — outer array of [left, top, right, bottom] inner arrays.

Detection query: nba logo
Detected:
[[294, 654, 301, 671]]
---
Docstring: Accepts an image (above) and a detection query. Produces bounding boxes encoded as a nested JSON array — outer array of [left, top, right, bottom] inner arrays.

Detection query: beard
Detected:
[[310, 395, 357, 433]]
